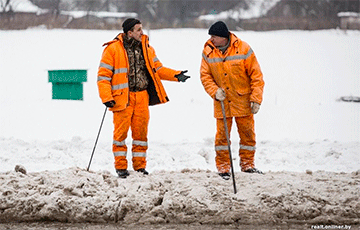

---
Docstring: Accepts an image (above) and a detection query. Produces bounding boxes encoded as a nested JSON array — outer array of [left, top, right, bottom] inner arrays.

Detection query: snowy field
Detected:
[[0, 28, 359, 173], [0, 28, 359, 226]]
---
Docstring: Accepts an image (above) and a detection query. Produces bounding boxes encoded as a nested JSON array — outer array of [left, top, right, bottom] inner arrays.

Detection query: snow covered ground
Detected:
[[0, 28, 359, 225], [0, 28, 359, 173]]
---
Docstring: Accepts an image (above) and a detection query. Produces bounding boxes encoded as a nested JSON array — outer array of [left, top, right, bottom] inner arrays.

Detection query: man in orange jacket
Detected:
[[97, 18, 190, 178], [200, 21, 264, 180]]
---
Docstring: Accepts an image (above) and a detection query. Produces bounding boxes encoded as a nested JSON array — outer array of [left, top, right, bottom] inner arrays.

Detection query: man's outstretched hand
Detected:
[[175, 70, 190, 82]]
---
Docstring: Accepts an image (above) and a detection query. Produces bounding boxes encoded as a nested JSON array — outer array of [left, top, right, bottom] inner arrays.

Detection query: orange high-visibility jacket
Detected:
[[97, 34, 181, 111], [200, 32, 264, 118]]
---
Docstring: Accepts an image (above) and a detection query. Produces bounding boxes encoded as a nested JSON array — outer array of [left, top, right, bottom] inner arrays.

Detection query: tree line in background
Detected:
[[1, 0, 360, 30], [28, 0, 243, 26]]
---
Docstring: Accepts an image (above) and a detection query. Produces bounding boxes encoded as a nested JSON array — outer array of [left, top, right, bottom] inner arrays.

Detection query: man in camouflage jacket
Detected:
[[97, 18, 190, 178]]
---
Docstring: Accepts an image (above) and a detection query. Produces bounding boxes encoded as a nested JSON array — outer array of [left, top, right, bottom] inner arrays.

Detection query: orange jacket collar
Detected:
[[204, 32, 240, 52], [103, 33, 149, 47]]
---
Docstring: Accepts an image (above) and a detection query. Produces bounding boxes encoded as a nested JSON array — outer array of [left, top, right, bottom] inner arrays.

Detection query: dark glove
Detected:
[[104, 100, 115, 108], [175, 70, 190, 82]]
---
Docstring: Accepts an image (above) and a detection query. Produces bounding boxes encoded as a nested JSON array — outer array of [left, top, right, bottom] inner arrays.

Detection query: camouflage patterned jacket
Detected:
[[123, 35, 148, 92], [97, 33, 181, 111]]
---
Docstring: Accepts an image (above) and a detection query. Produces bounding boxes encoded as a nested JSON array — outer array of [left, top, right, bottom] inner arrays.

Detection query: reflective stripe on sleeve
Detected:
[[99, 62, 114, 72], [97, 76, 112, 82], [153, 57, 159, 62], [240, 144, 256, 151], [202, 53, 207, 60], [215, 145, 228, 151], [133, 140, 148, 146], [114, 151, 127, 157], [132, 152, 146, 157], [112, 83, 129, 90]]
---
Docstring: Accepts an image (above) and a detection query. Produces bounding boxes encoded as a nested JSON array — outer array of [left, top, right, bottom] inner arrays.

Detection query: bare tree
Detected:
[[75, 0, 104, 12], [52, 0, 61, 15], [1, 0, 13, 13]]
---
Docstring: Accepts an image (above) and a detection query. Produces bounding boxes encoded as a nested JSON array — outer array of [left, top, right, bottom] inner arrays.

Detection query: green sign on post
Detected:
[[48, 70, 87, 100]]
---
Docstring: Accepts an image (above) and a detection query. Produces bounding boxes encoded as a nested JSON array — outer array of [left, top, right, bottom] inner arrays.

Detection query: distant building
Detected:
[[196, 0, 280, 30], [197, 0, 360, 31], [338, 12, 360, 30], [61, 11, 138, 29], [0, 0, 47, 14]]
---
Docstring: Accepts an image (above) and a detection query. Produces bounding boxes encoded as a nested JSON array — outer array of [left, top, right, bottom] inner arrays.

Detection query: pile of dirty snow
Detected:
[[1, 167, 359, 225]]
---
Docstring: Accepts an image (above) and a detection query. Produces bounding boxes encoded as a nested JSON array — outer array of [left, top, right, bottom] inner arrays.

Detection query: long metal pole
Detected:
[[87, 107, 107, 171], [220, 101, 237, 194]]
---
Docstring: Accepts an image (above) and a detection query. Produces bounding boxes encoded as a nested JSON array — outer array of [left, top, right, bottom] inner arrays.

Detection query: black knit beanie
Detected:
[[208, 21, 229, 38], [122, 18, 141, 33]]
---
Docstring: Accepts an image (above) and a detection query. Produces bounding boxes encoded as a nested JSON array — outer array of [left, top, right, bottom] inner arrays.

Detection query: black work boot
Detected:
[[244, 168, 263, 174], [136, 168, 149, 175], [218, 172, 230, 180], [116, 169, 129, 178]]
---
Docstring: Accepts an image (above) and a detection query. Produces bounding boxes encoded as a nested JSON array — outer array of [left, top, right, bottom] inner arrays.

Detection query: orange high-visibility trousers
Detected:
[[112, 90, 149, 171], [215, 115, 256, 173]]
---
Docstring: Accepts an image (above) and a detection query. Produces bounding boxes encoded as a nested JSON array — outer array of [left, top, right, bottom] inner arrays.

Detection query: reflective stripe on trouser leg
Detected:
[[113, 140, 127, 169], [235, 115, 256, 171], [113, 101, 133, 170], [131, 90, 149, 171], [215, 117, 233, 173]]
